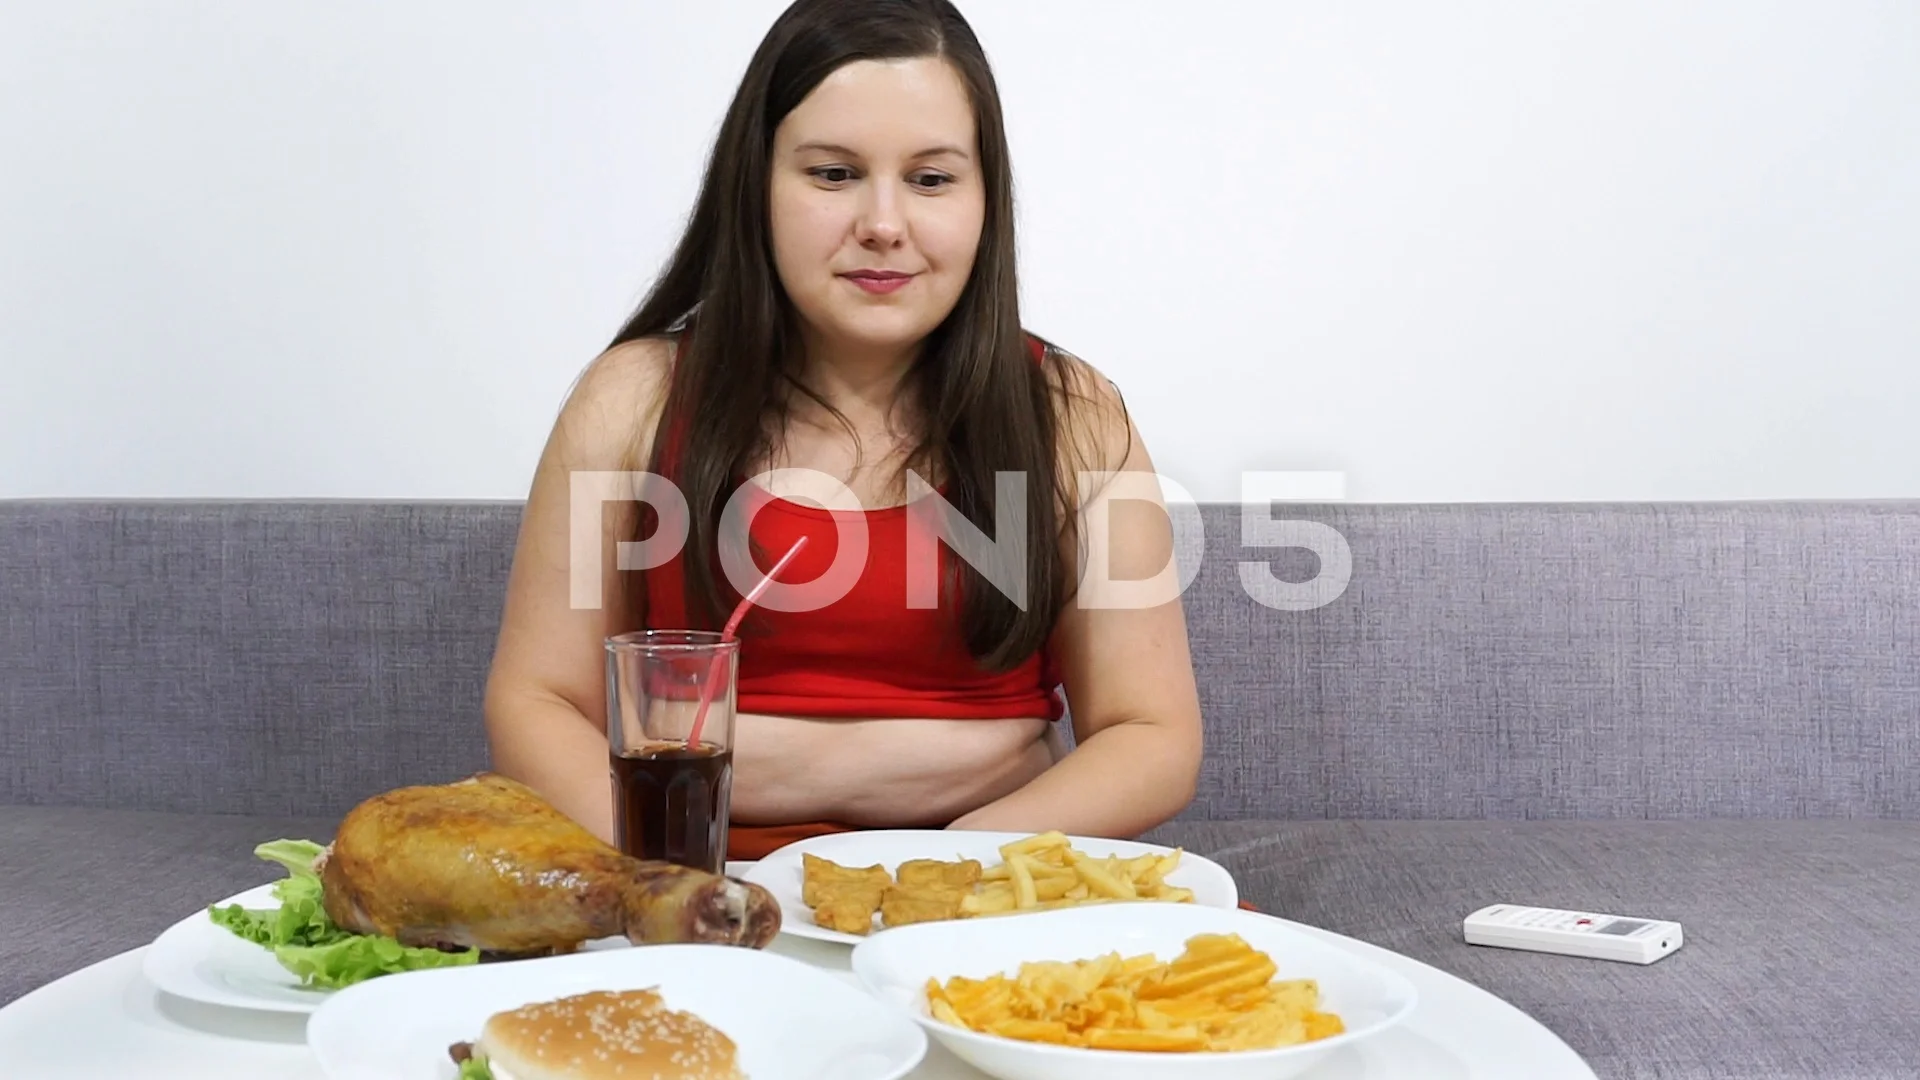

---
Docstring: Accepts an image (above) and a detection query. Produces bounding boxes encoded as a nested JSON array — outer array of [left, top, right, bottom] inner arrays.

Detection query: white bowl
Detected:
[[849, 902, 1418, 1080]]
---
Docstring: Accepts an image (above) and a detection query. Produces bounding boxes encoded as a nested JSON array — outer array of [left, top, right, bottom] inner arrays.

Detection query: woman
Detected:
[[483, 0, 1204, 860]]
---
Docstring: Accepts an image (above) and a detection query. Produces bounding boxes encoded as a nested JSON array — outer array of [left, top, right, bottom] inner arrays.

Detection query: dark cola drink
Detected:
[[611, 741, 733, 874]]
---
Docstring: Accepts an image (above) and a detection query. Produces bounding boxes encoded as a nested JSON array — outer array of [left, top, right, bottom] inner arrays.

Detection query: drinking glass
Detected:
[[604, 630, 738, 874]]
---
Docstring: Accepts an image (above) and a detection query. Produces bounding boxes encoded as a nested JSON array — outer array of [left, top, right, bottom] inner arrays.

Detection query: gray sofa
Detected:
[[5, 498, 1918, 1079]]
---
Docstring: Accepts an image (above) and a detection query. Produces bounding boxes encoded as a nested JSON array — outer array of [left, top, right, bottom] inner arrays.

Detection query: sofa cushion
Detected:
[[1148, 818, 1920, 1080], [8, 500, 1920, 821], [0, 805, 337, 1008], [0, 501, 505, 817]]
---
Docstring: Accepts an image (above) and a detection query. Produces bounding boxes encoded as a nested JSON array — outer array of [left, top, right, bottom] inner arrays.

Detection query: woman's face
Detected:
[[769, 57, 986, 360]]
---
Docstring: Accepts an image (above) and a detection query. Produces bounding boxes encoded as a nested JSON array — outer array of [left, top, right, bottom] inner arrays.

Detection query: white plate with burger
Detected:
[[306, 943, 928, 1080], [741, 829, 1240, 946]]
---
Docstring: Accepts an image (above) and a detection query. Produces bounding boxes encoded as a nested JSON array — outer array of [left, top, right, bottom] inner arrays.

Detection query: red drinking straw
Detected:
[[685, 536, 809, 749]]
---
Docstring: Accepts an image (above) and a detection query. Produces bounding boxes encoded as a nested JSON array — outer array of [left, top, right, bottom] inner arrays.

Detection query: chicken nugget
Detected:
[[802, 852, 890, 907], [880, 883, 967, 927], [812, 894, 880, 935], [896, 858, 983, 890]]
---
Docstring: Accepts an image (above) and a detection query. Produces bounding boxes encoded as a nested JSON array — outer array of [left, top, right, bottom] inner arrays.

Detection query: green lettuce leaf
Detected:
[[208, 837, 478, 989], [209, 872, 342, 949], [457, 1057, 494, 1080], [272, 933, 478, 990], [254, 838, 327, 879]]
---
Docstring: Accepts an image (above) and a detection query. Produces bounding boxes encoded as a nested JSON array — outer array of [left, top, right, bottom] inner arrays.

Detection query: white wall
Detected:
[[3, 0, 1916, 503]]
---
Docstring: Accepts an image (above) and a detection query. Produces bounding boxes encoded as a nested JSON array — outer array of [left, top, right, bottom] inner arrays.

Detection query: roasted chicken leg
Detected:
[[318, 773, 779, 954]]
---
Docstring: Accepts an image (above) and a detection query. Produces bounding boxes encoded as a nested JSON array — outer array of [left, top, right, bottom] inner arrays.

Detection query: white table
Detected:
[[0, 866, 1601, 1080]]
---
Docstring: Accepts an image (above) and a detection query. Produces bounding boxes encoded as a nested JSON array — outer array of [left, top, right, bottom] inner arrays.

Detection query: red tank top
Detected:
[[640, 334, 1064, 722]]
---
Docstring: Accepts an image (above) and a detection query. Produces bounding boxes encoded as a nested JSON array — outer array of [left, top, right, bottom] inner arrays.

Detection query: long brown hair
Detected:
[[609, 0, 1077, 672]]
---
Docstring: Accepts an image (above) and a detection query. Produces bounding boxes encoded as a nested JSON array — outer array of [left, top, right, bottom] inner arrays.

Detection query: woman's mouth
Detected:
[[841, 270, 916, 295]]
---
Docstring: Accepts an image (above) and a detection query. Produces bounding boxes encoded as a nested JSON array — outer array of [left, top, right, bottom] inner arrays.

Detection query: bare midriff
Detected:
[[727, 713, 1066, 827]]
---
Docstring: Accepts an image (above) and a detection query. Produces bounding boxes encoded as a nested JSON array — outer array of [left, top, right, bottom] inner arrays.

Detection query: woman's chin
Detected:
[[806, 311, 944, 356]]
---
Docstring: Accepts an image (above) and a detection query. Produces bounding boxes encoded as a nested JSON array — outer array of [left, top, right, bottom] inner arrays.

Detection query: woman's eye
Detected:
[[910, 172, 953, 191], [811, 166, 856, 184]]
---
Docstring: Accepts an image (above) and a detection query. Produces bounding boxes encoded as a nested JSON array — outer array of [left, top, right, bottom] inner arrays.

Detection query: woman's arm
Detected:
[[948, 360, 1204, 837], [483, 339, 673, 844]]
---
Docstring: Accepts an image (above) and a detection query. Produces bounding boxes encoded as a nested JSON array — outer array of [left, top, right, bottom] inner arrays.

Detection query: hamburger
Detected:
[[450, 988, 746, 1080]]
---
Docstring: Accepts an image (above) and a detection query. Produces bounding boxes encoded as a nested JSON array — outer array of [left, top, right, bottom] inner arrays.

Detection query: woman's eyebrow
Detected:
[[792, 141, 971, 162], [912, 145, 972, 162]]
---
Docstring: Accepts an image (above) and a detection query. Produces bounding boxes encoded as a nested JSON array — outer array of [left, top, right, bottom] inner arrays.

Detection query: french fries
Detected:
[[926, 933, 1346, 1053], [959, 831, 1194, 919], [801, 831, 1196, 932]]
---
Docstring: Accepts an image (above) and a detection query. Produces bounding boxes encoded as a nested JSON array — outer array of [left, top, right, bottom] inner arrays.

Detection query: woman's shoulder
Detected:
[[548, 335, 679, 471], [1030, 334, 1138, 480], [585, 334, 678, 398], [1028, 332, 1120, 401]]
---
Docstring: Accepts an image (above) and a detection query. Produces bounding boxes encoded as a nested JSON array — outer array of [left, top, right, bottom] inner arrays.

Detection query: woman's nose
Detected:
[[854, 184, 906, 248]]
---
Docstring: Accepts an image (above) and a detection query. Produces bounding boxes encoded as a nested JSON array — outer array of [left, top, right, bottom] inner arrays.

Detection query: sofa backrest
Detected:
[[4, 499, 1918, 820]]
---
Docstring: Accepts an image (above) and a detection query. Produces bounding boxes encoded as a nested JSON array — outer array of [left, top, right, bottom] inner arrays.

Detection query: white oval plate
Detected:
[[143, 884, 645, 1015], [143, 883, 337, 1014], [852, 902, 1418, 1080], [740, 829, 1240, 946], [308, 942, 928, 1080]]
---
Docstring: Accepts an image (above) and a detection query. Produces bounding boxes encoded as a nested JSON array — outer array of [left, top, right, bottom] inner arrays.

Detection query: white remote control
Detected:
[[1464, 904, 1683, 965]]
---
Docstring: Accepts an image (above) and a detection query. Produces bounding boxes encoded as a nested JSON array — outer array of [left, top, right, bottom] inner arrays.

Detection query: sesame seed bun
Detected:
[[476, 988, 744, 1080]]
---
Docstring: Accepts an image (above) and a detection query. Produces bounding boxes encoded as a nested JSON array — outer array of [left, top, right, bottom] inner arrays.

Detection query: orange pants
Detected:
[[727, 821, 863, 861]]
